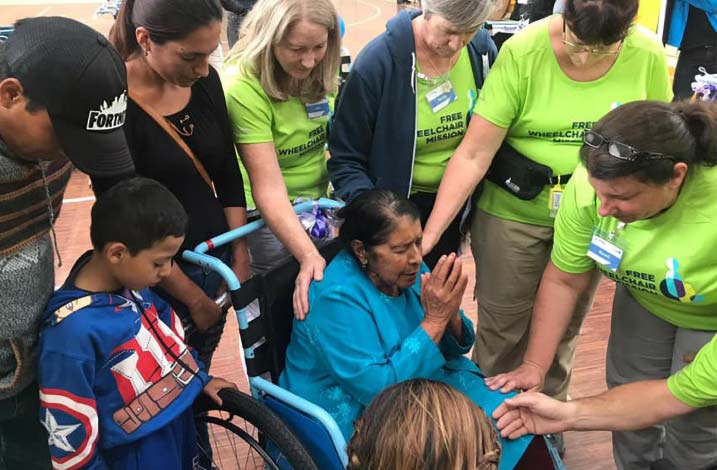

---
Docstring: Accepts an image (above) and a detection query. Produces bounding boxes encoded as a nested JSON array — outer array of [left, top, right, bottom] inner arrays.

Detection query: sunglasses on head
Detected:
[[583, 130, 674, 162]]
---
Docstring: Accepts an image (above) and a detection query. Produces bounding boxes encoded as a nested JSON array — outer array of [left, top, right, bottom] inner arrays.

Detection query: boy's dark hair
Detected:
[[337, 189, 421, 261], [90, 177, 187, 254], [110, 0, 223, 60], [564, 0, 638, 46]]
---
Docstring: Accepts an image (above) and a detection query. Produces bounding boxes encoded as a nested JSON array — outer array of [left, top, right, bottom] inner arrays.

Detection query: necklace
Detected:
[[416, 50, 458, 83], [426, 49, 457, 75], [167, 113, 194, 137]]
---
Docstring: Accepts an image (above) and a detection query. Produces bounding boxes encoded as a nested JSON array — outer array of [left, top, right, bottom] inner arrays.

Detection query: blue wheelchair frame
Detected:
[[0, 26, 14, 42], [182, 198, 349, 468]]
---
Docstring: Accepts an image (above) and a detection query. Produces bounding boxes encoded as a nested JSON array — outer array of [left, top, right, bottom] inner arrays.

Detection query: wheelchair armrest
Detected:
[[252, 377, 348, 469]]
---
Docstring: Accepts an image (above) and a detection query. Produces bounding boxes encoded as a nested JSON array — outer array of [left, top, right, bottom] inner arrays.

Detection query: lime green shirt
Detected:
[[475, 16, 673, 227], [552, 164, 717, 330], [224, 65, 331, 209], [668, 333, 717, 408], [412, 48, 477, 193]]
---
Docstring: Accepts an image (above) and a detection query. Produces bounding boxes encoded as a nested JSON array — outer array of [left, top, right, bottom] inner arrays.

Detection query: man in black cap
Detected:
[[0, 16, 134, 468]]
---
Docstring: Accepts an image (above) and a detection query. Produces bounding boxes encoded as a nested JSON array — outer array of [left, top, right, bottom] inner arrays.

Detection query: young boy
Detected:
[[37, 178, 234, 469]]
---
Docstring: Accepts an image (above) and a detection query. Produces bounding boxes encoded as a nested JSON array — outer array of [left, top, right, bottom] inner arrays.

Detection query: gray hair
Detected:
[[423, 0, 495, 32]]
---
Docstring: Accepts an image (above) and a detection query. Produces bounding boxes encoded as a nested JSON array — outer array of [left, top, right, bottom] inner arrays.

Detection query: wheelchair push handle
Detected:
[[182, 197, 344, 326], [193, 197, 343, 255]]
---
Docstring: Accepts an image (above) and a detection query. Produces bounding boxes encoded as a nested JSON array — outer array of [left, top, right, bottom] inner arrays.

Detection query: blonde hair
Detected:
[[347, 379, 501, 470], [226, 0, 340, 102]]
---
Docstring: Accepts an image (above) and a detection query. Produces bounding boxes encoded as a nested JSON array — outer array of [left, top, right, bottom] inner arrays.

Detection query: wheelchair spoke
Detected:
[[196, 412, 281, 470], [194, 388, 319, 470]]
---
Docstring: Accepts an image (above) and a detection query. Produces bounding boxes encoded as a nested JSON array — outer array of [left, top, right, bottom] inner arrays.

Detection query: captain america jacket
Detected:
[[37, 252, 209, 469]]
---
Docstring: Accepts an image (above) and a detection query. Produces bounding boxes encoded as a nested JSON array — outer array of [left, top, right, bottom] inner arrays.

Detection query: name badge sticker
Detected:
[[306, 98, 330, 119], [426, 80, 457, 113], [586, 228, 625, 272], [548, 183, 563, 218]]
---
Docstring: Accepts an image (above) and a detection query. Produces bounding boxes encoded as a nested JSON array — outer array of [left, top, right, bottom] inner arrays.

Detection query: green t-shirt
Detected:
[[412, 48, 477, 193], [224, 65, 331, 209], [668, 333, 717, 408], [552, 164, 717, 330], [475, 16, 673, 227]]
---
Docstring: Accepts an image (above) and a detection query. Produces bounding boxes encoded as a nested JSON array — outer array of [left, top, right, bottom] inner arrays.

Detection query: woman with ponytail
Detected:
[[108, 0, 250, 366], [489, 99, 717, 469]]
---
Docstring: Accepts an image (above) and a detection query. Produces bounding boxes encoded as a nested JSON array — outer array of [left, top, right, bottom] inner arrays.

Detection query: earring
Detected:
[[360, 260, 368, 270], [142, 48, 149, 56]]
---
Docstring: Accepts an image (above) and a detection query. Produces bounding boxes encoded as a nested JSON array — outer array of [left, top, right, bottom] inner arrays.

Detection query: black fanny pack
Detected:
[[486, 142, 570, 200]]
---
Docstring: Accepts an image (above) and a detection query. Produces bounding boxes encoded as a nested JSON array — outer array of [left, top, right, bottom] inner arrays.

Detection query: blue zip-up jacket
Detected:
[[667, 0, 717, 48], [328, 10, 497, 202], [38, 252, 208, 469]]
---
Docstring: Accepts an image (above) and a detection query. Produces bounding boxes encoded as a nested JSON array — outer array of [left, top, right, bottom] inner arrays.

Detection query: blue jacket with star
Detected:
[[327, 10, 497, 202], [279, 250, 533, 470], [37, 253, 209, 469]]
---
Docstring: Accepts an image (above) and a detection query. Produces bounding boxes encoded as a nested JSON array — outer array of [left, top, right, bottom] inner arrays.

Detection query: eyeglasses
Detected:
[[562, 19, 622, 55], [583, 130, 674, 162]]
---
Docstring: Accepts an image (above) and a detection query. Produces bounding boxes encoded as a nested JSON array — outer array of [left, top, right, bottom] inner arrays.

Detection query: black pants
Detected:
[[409, 191, 464, 270], [226, 10, 249, 48], [0, 383, 51, 470], [673, 45, 717, 100]]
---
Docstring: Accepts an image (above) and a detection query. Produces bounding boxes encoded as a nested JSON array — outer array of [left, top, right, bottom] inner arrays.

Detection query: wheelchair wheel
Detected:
[[194, 388, 319, 470]]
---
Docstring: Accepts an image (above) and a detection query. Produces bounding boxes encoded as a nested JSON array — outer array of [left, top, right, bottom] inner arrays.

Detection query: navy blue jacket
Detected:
[[328, 10, 497, 202]]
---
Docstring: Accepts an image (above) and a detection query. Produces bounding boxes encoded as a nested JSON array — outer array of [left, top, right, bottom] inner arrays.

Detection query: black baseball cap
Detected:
[[4, 17, 134, 176]]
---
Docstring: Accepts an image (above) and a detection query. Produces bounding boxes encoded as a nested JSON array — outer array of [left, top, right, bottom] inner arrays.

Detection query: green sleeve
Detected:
[[645, 42, 674, 103], [551, 166, 597, 274], [667, 334, 717, 408], [474, 41, 522, 129], [224, 73, 274, 144]]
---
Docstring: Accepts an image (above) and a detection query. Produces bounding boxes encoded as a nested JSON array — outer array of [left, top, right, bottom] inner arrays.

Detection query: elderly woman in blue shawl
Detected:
[[280, 189, 534, 469]]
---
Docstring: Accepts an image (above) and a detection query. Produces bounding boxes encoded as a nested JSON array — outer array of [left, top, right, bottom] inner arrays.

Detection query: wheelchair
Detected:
[[0, 26, 14, 42], [193, 388, 319, 469], [183, 198, 566, 469]]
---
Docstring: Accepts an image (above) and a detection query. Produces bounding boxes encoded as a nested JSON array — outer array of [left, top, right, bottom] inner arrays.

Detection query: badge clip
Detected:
[[548, 175, 563, 218]]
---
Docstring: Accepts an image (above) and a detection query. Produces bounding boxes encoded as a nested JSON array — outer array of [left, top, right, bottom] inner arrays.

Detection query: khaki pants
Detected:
[[607, 285, 717, 470], [471, 209, 599, 400]]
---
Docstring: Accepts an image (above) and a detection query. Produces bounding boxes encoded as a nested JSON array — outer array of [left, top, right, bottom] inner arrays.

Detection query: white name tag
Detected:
[[586, 232, 624, 272], [306, 98, 330, 119], [426, 80, 457, 113]]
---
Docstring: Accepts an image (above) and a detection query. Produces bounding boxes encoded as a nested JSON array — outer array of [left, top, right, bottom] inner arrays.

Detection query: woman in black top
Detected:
[[109, 0, 249, 364]]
